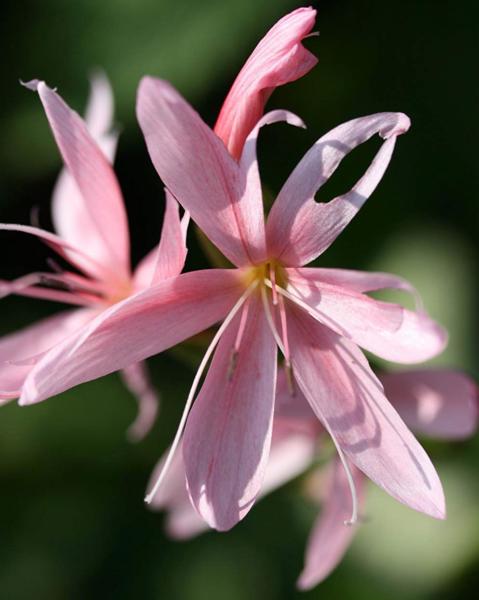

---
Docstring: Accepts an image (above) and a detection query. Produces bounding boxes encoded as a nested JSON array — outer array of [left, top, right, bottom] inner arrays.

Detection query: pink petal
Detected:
[[120, 361, 160, 442], [266, 113, 411, 266], [288, 307, 446, 519], [133, 191, 189, 288], [83, 71, 117, 152], [297, 459, 365, 590], [136, 77, 266, 266], [147, 449, 209, 540], [274, 366, 316, 421], [214, 7, 317, 159], [51, 73, 119, 279], [0, 309, 94, 401], [261, 415, 317, 496], [26, 81, 130, 282], [296, 267, 421, 304], [183, 295, 276, 531], [285, 268, 447, 363], [381, 370, 478, 440], [19, 269, 243, 405]]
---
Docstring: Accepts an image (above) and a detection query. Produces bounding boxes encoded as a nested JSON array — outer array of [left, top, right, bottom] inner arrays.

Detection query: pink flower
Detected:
[[148, 368, 478, 589], [0, 75, 188, 440], [134, 77, 447, 530]]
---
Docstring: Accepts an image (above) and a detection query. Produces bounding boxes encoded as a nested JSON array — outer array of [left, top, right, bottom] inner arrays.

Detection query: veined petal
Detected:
[[297, 459, 365, 590], [381, 370, 478, 440], [288, 308, 446, 520], [214, 7, 317, 159], [120, 361, 160, 442], [136, 77, 266, 266], [0, 309, 94, 401], [133, 191, 189, 288], [266, 113, 410, 266], [25, 80, 130, 282], [183, 295, 276, 531], [285, 268, 447, 363], [19, 270, 243, 405]]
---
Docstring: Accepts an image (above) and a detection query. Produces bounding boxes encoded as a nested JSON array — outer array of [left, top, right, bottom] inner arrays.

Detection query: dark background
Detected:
[[0, 1, 478, 598]]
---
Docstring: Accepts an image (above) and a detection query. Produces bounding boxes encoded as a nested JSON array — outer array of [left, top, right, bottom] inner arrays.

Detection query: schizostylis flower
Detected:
[[0, 76, 188, 440]]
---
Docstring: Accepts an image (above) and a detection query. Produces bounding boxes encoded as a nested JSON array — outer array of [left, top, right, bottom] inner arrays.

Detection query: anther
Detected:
[[285, 360, 296, 396], [227, 349, 238, 381]]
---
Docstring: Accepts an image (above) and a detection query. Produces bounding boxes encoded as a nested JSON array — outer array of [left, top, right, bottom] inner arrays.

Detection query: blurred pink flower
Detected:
[[0, 76, 188, 441], [148, 368, 478, 590]]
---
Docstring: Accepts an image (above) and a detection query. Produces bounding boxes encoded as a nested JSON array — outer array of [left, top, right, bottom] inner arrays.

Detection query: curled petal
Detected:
[[266, 112, 410, 266], [381, 369, 478, 440], [183, 296, 276, 531], [215, 7, 317, 159], [288, 307, 446, 520], [297, 459, 366, 590], [136, 77, 266, 266]]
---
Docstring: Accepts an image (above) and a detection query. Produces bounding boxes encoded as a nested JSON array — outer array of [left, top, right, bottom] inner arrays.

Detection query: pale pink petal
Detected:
[[183, 295, 276, 531], [133, 191, 189, 289], [381, 370, 478, 440], [285, 269, 447, 363], [19, 269, 243, 405], [297, 459, 366, 590], [261, 416, 317, 496], [266, 113, 411, 266], [120, 361, 160, 442], [84, 70, 116, 152], [288, 307, 446, 519], [0, 308, 94, 401], [147, 449, 209, 539], [136, 77, 266, 266], [214, 7, 317, 159], [25, 81, 130, 282]]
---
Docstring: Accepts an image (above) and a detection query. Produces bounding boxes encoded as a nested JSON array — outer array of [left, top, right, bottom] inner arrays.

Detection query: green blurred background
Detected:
[[1, 0, 478, 598]]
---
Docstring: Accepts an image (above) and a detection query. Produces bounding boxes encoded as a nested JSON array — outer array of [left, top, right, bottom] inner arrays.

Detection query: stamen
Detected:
[[260, 284, 286, 357], [321, 420, 359, 525], [264, 279, 341, 333], [269, 264, 278, 306], [285, 361, 296, 397], [145, 281, 258, 505]]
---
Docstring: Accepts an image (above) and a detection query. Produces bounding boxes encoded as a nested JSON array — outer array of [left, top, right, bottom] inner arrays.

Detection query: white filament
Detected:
[[145, 281, 258, 505]]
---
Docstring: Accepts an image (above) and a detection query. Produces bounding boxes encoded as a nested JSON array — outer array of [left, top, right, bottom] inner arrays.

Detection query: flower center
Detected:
[[242, 259, 288, 292]]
